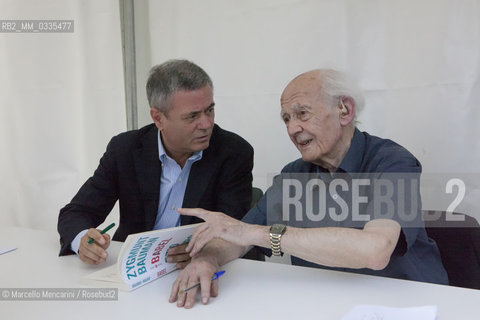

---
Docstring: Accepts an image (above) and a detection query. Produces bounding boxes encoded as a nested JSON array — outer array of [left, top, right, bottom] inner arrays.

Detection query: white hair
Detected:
[[318, 69, 365, 119]]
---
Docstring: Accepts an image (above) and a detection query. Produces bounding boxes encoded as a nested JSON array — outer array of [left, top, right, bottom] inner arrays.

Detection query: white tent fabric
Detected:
[[1, 0, 479, 234], [145, 0, 480, 220], [0, 0, 126, 231]]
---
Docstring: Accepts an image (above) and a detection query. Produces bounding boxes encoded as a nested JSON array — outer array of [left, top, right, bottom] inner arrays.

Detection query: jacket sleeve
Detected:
[[57, 137, 120, 256], [214, 139, 254, 220]]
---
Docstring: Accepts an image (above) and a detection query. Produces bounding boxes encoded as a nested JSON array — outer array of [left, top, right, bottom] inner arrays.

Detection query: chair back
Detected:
[[423, 210, 480, 289], [250, 187, 264, 209]]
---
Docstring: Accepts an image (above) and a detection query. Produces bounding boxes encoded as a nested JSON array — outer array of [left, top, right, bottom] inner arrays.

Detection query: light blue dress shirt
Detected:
[[70, 130, 202, 254], [153, 131, 202, 230]]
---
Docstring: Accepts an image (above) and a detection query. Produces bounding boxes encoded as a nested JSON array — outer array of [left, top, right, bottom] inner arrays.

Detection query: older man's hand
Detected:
[[169, 254, 219, 308], [177, 208, 251, 257]]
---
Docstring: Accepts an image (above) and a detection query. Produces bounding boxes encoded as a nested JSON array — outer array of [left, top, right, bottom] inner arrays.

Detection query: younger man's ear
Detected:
[[150, 107, 164, 130]]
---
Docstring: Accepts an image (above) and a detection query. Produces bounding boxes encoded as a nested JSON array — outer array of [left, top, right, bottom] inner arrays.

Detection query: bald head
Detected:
[[282, 69, 364, 117], [280, 69, 361, 170], [281, 70, 326, 107]]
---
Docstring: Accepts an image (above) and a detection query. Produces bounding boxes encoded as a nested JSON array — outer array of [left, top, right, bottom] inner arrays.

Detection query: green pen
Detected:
[[87, 222, 115, 244]]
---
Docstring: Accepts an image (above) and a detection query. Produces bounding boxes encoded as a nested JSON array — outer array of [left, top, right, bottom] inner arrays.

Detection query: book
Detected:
[[83, 223, 201, 291]]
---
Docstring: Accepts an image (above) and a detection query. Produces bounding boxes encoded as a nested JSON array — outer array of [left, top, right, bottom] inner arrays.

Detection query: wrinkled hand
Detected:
[[169, 255, 219, 309], [178, 208, 249, 257], [78, 228, 111, 265], [167, 243, 191, 269]]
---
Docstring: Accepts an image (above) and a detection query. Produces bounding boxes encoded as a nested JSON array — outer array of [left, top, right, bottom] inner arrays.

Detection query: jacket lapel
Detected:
[[181, 156, 213, 225], [181, 125, 218, 225], [133, 125, 161, 230]]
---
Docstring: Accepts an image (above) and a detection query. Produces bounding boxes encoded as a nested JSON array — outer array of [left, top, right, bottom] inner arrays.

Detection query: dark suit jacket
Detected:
[[58, 123, 253, 255]]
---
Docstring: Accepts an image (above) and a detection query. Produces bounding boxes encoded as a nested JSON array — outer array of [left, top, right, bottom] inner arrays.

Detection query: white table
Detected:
[[1, 226, 479, 319]]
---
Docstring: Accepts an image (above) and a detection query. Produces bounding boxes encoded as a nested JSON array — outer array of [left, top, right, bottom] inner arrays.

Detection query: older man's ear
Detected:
[[339, 97, 355, 126]]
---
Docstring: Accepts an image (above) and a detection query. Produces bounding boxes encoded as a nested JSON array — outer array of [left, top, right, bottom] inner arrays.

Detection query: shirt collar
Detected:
[[336, 127, 365, 173], [157, 130, 203, 163]]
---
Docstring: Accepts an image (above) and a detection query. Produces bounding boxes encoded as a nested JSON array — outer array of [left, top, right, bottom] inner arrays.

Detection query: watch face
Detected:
[[271, 224, 286, 235]]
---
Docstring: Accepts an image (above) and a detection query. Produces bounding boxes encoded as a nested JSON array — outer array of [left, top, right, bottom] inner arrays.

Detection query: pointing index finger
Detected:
[[177, 208, 207, 219]]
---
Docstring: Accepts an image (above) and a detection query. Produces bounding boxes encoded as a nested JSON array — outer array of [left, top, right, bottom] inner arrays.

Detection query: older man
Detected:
[[57, 60, 253, 266], [169, 69, 448, 308]]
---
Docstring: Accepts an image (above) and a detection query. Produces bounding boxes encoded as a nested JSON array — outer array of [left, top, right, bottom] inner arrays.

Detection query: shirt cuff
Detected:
[[70, 229, 88, 254]]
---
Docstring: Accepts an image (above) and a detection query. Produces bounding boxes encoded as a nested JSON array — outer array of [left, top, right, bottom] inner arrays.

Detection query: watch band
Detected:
[[269, 224, 286, 256]]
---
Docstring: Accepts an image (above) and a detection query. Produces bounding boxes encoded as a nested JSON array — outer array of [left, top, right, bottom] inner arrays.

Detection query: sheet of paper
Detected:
[[0, 246, 17, 255], [85, 264, 120, 283], [342, 305, 437, 320]]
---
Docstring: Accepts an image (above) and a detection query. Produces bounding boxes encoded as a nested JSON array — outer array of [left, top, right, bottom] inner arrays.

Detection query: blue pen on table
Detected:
[[179, 270, 226, 294], [87, 222, 115, 244]]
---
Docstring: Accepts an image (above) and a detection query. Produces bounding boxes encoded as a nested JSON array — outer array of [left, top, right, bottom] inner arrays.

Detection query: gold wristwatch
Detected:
[[269, 224, 287, 256]]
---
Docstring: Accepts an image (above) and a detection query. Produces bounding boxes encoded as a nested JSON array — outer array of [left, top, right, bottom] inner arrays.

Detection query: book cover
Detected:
[[83, 223, 201, 291]]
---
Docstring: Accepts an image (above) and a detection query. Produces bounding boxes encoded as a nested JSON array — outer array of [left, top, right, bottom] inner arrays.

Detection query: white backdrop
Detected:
[[1, 0, 479, 233], [141, 0, 480, 220], [0, 0, 126, 231]]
